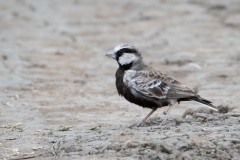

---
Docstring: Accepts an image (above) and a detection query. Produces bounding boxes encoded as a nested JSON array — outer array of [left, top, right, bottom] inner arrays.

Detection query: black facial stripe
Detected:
[[118, 48, 137, 54], [116, 48, 138, 60], [116, 51, 123, 61]]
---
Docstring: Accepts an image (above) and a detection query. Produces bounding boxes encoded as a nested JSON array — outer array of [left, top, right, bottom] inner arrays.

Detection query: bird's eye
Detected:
[[116, 51, 124, 60]]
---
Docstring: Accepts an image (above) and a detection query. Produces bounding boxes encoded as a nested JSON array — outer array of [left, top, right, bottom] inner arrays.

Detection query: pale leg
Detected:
[[137, 108, 157, 127], [159, 105, 172, 126]]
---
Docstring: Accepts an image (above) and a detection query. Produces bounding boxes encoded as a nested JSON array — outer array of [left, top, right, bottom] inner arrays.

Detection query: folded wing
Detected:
[[124, 70, 196, 101]]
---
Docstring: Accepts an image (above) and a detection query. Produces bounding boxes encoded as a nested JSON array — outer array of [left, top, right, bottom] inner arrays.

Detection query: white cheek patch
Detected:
[[118, 53, 139, 66]]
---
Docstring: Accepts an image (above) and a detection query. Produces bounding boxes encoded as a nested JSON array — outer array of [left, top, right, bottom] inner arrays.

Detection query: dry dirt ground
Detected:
[[1, 0, 240, 159]]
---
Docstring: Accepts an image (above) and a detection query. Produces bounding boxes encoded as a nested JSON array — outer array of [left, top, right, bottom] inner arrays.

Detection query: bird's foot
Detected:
[[159, 117, 171, 126], [128, 121, 148, 128], [159, 119, 167, 126], [137, 120, 149, 127], [158, 117, 175, 126]]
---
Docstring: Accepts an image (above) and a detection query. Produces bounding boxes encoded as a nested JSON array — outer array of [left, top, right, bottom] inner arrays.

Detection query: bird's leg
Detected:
[[137, 108, 157, 127], [159, 105, 172, 126]]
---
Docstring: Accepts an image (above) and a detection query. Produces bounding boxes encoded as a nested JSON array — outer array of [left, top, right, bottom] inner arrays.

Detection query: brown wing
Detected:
[[166, 80, 196, 99], [125, 69, 196, 100]]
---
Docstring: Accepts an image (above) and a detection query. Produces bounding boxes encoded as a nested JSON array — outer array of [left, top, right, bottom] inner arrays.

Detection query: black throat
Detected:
[[118, 62, 133, 70]]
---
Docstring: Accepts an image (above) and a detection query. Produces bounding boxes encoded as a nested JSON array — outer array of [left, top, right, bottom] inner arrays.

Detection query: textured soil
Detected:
[[0, 0, 240, 159]]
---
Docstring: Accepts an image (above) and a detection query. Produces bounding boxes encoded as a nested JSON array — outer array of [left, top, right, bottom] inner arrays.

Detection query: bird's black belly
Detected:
[[115, 68, 168, 109]]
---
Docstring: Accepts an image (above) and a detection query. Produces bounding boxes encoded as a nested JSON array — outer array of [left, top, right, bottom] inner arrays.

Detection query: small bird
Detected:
[[106, 44, 218, 126]]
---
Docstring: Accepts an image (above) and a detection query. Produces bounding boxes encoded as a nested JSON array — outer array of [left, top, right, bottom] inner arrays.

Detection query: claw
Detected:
[[137, 120, 150, 127], [137, 108, 157, 127]]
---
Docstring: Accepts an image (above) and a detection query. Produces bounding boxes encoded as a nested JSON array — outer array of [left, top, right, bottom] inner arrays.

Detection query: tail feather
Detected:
[[191, 97, 218, 111]]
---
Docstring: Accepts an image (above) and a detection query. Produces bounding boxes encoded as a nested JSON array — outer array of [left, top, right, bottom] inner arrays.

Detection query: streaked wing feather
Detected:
[[125, 71, 170, 99], [167, 80, 196, 99], [125, 69, 196, 100]]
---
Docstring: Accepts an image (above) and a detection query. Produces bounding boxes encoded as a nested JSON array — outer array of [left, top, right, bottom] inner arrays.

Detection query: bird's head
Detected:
[[106, 44, 144, 70]]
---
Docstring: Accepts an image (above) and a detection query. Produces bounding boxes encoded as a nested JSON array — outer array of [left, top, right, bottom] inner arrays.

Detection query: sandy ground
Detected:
[[0, 0, 240, 159]]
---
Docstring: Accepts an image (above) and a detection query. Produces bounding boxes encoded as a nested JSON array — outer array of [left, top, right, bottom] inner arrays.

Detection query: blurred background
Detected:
[[1, 0, 240, 159]]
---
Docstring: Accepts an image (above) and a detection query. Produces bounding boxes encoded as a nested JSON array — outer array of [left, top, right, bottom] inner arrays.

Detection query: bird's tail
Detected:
[[191, 96, 218, 111]]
